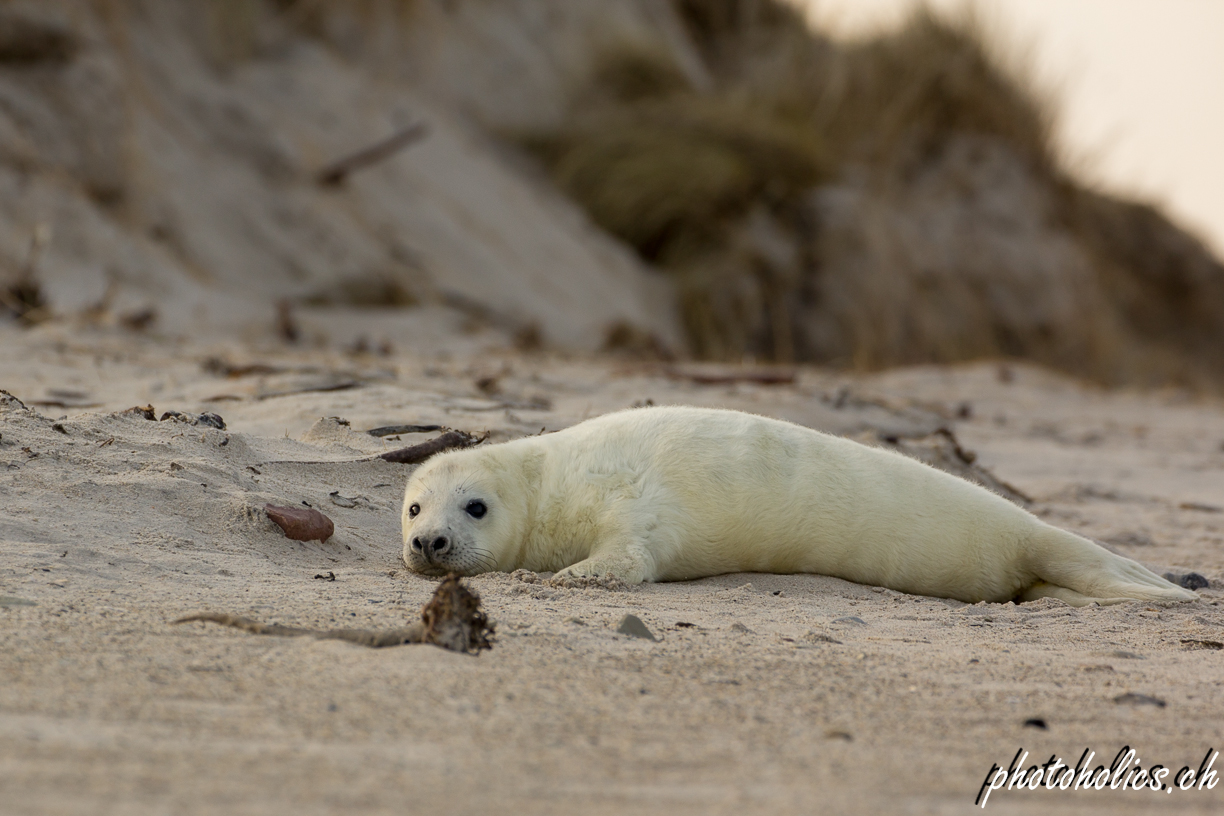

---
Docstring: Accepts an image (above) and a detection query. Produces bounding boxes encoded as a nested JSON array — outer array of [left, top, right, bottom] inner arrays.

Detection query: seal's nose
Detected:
[[410, 536, 424, 553], [430, 536, 450, 555]]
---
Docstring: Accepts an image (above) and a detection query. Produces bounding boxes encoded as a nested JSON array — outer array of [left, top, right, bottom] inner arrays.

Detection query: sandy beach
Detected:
[[2, 319, 1222, 815]]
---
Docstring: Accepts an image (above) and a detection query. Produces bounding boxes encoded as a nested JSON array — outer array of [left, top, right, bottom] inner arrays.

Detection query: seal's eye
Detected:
[[465, 500, 487, 519], [408, 503, 420, 518]]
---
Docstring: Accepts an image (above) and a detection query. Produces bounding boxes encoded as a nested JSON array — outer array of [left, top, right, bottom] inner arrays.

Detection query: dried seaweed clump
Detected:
[[419, 573, 496, 653]]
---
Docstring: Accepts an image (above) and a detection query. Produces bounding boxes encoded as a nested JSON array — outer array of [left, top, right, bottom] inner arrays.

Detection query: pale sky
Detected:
[[791, 0, 1224, 258]]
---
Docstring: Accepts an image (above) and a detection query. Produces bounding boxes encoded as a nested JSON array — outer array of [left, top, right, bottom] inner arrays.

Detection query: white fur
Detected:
[[401, 406, 1197, 606]]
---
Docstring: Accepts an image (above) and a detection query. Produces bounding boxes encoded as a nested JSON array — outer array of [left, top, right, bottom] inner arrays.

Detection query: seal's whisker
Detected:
[[460, 549, 494, 571]]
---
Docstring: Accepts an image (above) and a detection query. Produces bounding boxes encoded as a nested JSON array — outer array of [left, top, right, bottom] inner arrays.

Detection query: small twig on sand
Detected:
[[255, 380, 359, 400], [258, 428, 485, 467], [367, 424, 445, 437], [174, 574, 494, 653], [380, 429, 485, 463], [317, 122, 429, 186]]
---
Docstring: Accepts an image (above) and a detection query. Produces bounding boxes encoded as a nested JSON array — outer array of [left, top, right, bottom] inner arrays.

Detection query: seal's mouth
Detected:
[[404, 556, 448, 577], [402, 543, 469, 576]]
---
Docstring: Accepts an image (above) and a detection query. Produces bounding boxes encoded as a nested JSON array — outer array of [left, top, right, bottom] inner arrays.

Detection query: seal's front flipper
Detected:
[[553, 551, 648, 585]]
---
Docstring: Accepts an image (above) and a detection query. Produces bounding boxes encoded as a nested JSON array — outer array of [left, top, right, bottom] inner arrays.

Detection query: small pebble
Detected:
[[803, 631, 841, 644], [1163, 572, 1210, 591], [616, 614, 657, 641], [329, 492, 358, 509], [265, 504, 334, 543]]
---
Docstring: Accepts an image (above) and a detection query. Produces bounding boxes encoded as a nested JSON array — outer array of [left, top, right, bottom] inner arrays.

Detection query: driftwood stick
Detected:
[[367, 424, 445, 437], [379, 430, 485, 464], [174, 575, 494, 653], [663, 365, 796, 386], [174, 613, 427, 648], [316, 122, 429, 186], [258, 429, 486, 467]]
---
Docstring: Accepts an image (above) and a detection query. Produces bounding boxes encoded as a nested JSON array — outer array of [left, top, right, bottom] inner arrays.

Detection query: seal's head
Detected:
[[401, 448, 533, 576]]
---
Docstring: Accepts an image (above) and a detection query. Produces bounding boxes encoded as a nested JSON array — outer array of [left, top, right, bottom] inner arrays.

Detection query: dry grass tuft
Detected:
[[822, 9, 1055, 171], [533, 96, 828, 266], [513, 0, 1224, 387]]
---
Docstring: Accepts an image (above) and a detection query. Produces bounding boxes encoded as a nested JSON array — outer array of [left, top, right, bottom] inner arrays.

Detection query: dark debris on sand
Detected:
[[175, 574, 495, 655]]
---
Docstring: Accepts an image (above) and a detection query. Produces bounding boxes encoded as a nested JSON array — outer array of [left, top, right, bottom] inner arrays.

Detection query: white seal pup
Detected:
[[400, 406, 1197, 606]]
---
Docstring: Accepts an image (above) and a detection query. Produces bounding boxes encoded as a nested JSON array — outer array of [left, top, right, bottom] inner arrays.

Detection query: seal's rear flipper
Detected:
[[1018, 582, 1134, 607], [1027, 529, 1199, 606]]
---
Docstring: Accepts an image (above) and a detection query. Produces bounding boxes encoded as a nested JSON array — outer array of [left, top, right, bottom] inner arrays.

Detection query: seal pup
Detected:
[[400, 406, 1197, 606]]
